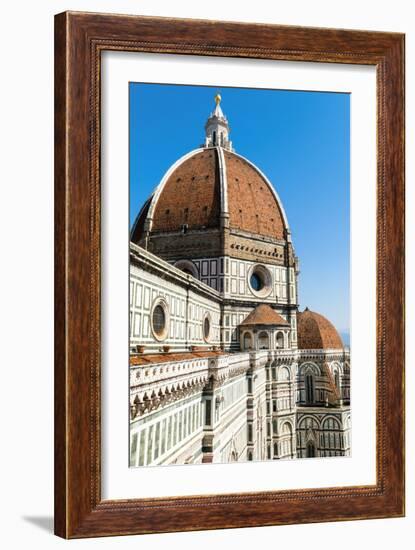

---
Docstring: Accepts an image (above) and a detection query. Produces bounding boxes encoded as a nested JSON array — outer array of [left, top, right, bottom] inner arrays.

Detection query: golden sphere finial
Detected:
[[214, 93, 222, 106]]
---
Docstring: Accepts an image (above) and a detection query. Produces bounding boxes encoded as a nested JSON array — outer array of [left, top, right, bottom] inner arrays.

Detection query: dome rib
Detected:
[[133, 148, 223, 237], [130, 195, 153, 243], [224, 150, 289, 240], [216, 146, 229, 216], [153, 149, 221, 232]]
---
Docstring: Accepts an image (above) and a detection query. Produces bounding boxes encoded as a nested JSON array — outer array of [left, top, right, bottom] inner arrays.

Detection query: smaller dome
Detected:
[[297, 308, 343, 350], [241, 304, 289, 326]]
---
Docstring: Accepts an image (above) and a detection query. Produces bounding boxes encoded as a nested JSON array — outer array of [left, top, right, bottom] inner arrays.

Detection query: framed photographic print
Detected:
[[54, 11, 405, 538]]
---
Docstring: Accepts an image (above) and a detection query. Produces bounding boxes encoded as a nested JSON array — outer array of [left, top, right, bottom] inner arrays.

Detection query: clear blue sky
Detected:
[[129, 83, 350, 333]]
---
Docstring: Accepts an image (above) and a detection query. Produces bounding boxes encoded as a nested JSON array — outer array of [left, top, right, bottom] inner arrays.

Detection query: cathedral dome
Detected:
[[297, 308, 343, 350], [131, 95, 289, 246], [132, 148, 221, 239], [131, 148, 287, 242]]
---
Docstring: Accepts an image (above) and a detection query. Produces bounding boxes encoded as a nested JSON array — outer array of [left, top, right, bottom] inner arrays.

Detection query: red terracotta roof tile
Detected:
[[240, 304, 289, 326], [297, 308, 343, 350], [132, 148, 286, 242], [225, 152, 285, 239], [130, 350, 225, 366], [153, 150, 220, 233]]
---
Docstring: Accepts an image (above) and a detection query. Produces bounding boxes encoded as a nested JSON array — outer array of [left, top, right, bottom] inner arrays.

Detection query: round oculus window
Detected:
[[250, 272, 263, 291], [152, 305, 166, 336], [151, 300, 169, 341], [248, 264, 272, 298], [203, 315, 211, 341]]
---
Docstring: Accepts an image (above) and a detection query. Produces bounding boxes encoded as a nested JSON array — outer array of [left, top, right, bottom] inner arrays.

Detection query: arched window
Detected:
[[247, 451, 253, 461], [279, 366, 290, 381], [273, 443, 278, 457], [258, 331, 269, 349], [174, 259, 199, 278], [322, 417, 341, 432], [212, 130, 217, 145], [280, 422, 293, 457], [306, 441, 316, 458], [243, 332, 252, 350], [305, 374, 314, 404], [276, 331, 284, 348]]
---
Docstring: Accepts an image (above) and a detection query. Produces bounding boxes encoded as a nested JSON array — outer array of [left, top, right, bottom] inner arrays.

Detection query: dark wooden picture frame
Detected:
[[54, 11, 405, 538]]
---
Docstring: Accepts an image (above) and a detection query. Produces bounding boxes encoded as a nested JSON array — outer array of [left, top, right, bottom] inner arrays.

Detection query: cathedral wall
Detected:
[[192, 256, 224, 292], [251, 365, 268, 461], [132, 248, 300, 356], [130, 350, 259, 467], [130, 391, 205, 466], [265, 360, 297, 459], [145, 228, 222, 262], [168, 254, 297, 306], [296, 351, 350, 407], [327, 359, 351, 404], [189, 254, 298, 352], [130, 250, 221, 353], [296, 409, 351, 458], [129, 247, 351, 466], [222, 256, 298, 352], [223, 305, 297, 352], [204, 256, 297, 305], [130, 347, 351, 466], [226, 231, 288, 266], [212, 374, 249, 463]]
